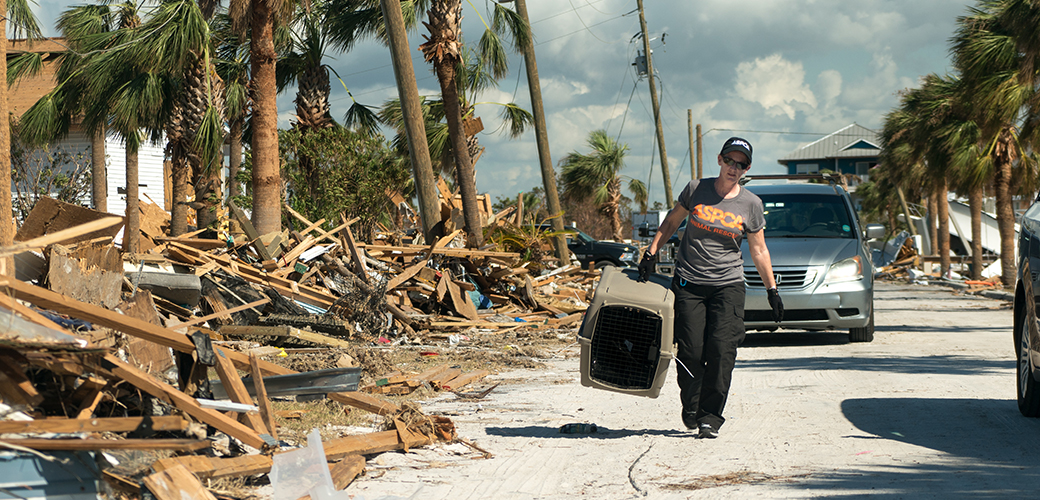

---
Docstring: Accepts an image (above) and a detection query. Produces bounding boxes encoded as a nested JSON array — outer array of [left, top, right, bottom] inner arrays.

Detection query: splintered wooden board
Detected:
[[143, 464, 217, 500]]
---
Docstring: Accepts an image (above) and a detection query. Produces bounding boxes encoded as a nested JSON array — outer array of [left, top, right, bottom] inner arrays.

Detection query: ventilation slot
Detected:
[[589, 305, 662, 390]]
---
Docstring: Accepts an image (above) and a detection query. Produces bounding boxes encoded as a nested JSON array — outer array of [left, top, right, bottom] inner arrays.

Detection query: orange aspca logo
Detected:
[[693, 204, 744, 229]]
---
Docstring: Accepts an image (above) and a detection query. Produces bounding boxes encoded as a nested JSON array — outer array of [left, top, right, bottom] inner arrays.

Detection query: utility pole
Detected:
[[637, 0, 672, 208], [381, 0, 440, 243], [695, 124, 703, 179], [512, 0, 569, 263], [687, 110, 694, 182]]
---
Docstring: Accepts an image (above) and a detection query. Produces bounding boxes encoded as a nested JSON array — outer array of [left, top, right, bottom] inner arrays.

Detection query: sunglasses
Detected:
[[721, 156, 750, 171]]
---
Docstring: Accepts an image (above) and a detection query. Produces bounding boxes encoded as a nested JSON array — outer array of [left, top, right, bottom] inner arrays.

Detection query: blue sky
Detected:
[[32, 0, 969, 208]]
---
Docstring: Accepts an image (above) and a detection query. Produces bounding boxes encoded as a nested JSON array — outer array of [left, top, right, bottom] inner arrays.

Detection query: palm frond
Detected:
[[498, 102, 532, 139], [627, 178, 648, 208], [57, 4, 115, 42], [194, 105, 227, 175], [477, 28, 508, 79], [344, 102, 381, 136], [18, 90, 69, 146], [492, 3, 530, 53], [7, 52, 43, 86], [378, 97, 405, 130], [8, 0, 43, 40]]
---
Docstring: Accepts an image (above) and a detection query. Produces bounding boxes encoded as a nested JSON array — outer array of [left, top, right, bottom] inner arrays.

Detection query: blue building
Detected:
[[777, 123, 880, 184]]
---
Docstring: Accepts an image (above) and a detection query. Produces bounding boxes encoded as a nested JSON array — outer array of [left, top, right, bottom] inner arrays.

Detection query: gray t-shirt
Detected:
[[673, 178, 765, 286]]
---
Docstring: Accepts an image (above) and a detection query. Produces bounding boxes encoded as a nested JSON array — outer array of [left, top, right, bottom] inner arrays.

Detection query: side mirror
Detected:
[[864, 224, 885, 240]]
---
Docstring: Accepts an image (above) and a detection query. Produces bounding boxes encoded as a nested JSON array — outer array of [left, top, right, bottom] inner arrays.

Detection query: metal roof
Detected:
[[778, 123, 881, 163]]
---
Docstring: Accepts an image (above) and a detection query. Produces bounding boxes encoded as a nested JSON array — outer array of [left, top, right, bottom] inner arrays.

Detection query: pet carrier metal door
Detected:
[[578, 267, 675, 398]]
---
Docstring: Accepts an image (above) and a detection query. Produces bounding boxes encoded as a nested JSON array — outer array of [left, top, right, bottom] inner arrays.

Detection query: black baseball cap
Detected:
[[720, 137, 753, 164]]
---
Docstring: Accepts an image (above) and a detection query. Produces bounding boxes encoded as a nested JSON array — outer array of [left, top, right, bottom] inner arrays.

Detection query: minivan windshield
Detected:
[[759, 193, 855, 239]]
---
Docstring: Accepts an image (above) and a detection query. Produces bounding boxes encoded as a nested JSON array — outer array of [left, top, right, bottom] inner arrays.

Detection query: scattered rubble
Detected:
[[873, 230, 1011, 302], [0, 192, 597, 499]]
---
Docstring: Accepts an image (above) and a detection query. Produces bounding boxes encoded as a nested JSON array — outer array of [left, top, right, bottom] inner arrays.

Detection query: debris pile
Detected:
[[0, 193, 596, 499]]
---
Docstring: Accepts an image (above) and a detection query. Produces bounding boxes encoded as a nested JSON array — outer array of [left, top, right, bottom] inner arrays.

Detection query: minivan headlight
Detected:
[[824, 256, 863, 284]]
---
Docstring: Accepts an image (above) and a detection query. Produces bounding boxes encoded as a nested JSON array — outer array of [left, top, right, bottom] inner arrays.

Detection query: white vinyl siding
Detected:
[[32, 128, 169, 217]]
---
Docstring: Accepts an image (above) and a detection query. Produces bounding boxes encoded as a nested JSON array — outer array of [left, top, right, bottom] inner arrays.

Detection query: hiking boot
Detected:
[[697, 423, 718, 439]]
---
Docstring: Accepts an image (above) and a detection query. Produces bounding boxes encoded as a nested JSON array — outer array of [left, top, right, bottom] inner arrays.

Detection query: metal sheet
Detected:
[[209, 366, 361, 399]]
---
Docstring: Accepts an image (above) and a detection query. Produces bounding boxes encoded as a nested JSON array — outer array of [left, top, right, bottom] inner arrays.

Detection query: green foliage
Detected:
[[492, 190, 545, 224], [231, 149, 254, 210], [10, 129, 92, 221], [484, 214, 566, 273], [280, 127, 410, 239]]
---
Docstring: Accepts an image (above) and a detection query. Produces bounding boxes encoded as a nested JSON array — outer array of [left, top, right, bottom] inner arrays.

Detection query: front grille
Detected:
[[745, 267, 817, 289], [745, 309, 829, 322], [589, 306, 662, 390]]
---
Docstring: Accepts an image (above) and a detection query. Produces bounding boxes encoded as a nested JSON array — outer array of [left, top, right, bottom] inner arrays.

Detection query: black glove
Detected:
[[637, 250, 657, 282], [767, 287, 784, 323]]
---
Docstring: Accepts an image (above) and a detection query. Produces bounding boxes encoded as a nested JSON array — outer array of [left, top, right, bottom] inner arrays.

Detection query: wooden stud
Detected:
[[0, 277, 293, 377], [4, 438, 209, 452], [327, 391, 400, 416], [329, 455, 366, 490], [166, 297, 270, 332], [339, 216, 369, 284], [143, 464, 217, 500], [0, 416, 188, 434], [439, 370, 490, 391], [0, 357, 44, 407], [75, 388, 104, 419], [212, 347, 269, 435], [248, 353, 278, 440], [98, 354, 267, 449], [219, 325, 354, 349]]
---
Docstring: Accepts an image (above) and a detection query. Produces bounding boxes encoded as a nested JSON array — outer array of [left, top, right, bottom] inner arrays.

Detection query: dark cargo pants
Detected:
[[671, 279, 746, 430]]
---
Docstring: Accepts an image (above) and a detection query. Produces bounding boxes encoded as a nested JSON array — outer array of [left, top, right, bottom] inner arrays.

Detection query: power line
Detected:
[[536, 13, 629, 45], [531, 0, 615, 24], [605, 64, 632, 134], [582, 0, 617, 15], [565, 0, 621, 44], [613, 79, 640, 143], [657, 76, 685, 121]]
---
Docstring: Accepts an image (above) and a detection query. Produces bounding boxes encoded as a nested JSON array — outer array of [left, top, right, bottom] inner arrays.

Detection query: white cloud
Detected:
[[816, 70, 843, 104], [733, 54, 817, 119]]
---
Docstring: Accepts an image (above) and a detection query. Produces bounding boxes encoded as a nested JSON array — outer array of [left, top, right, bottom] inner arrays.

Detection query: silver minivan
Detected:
[[740, 181, 884, 342]]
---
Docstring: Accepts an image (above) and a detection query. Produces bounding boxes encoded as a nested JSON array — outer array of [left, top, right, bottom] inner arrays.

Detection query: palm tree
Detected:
[[934, 74, 991, 281], [213, 13, 251, 199], [74, 6, 176, 252], [324, 0, 429, 135], [378, 49, 533, 180], [12, 3, 138, 213], [879, 78, 954, 277], [559, 129, 647, 242], [415, 0, 530, 247], [951, 0, 1040, 286], [418, 0, 482, 246], [228, 0, 285, 235]]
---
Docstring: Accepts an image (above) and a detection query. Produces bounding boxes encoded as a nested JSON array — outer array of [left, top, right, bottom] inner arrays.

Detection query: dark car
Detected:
[[535, 224, 639, 269], [1014, 198, 1040, 415]]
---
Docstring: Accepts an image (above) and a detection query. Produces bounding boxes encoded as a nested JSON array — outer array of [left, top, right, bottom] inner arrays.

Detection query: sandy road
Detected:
[[346, 282, 1040, 499]]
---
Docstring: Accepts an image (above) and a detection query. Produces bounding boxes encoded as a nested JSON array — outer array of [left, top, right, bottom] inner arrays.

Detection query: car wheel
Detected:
[[1017, 302, 1040, 417], [594, 261, 616, 270], [848, 308, 874, 343]]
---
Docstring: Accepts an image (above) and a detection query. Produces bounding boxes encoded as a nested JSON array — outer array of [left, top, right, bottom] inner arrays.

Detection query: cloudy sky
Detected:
[[33, 0, 969, 207]]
